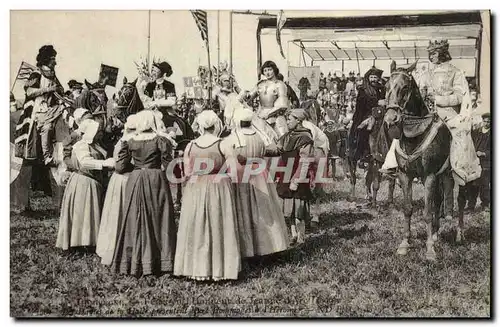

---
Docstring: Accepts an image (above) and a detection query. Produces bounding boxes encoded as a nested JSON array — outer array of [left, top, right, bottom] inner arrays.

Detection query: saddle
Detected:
[[402, 114, 435, 138]]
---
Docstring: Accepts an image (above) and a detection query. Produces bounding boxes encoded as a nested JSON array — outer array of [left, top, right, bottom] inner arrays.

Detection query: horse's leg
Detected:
[[365, 161, 374, 202], [372, 163, 381, 207], [456, 184, 467, 243], [348, 159, 357, 198], [342, 158, 349, 179], [440, 170, 462, 243], [423, 174, 438, 261], [330, 158, 337, 180], [386, 175, 396, 205], [397, 172, 413, 256], [432, 178, 443, 243], [442, 170, 454, 220]]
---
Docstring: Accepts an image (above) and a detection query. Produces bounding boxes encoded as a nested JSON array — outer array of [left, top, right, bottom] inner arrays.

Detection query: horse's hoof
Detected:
[[425, 243, 437, 261], [445, 215, 453, 220], [396, 240, 410, 256], [432, 233, 439, 243], [397, 246, 408, 256], [425, 250, 437, 261], [456, 230, 464, 243]]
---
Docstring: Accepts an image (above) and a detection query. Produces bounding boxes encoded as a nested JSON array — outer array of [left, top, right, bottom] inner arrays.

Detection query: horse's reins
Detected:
[[385, 71, 413, 114], [387, 71, 449, 174]]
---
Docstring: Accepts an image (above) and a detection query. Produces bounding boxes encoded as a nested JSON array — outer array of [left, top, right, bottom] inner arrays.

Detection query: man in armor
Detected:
[[244, 61, 289, 141]]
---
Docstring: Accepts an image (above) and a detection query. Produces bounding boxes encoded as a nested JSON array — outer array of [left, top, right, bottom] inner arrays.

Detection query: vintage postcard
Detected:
[[10, 10, 491, 318]]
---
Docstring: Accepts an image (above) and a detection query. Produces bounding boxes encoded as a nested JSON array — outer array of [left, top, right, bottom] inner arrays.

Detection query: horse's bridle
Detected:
[[386, 71, 414, 114]]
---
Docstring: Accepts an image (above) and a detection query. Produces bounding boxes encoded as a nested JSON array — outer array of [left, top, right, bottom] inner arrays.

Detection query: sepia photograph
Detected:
[[9, 9, 491, 318]]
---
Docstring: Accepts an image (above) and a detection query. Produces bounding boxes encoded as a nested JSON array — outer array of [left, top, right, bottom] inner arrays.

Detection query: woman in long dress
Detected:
[[221, 108, 289, 257], [56, 120, 114, 250], [96, 114, 137, 265], [111, 110, 176, 277], [174, 110, 241, 281]]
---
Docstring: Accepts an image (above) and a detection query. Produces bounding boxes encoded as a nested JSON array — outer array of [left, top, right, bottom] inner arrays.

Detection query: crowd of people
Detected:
[[10, 38, 490, 282]]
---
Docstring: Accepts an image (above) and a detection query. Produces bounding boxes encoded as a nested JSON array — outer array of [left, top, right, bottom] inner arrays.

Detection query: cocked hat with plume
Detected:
[[152, 60, 173, 77]]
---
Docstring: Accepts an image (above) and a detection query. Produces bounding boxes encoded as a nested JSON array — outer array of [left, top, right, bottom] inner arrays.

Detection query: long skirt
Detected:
[[56, 172, 103, 250], [174, 175, 241, 281], [96, 172, 129, 265], [111, 168, 176, 276], [235, 172, 289, 257]]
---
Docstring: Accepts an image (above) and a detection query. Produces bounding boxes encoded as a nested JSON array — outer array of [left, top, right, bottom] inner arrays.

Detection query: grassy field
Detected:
[[10, 168, 491, 318]]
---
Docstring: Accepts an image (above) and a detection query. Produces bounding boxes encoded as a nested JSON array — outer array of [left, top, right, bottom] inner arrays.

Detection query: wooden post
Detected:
[[206, 39, 212, 101], [147, 10, 152, 71], [217, 10, 220, 83], [230, 11, 233, 78]]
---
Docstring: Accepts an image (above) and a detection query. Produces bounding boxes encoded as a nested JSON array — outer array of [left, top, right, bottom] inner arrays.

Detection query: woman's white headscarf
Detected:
[[121, 114, 138, 141], [77, 119, 100, 144], [232, 108, 254, 129], [232, 108, 255, 147], [73, 108, 90, 126], [134, 110, 157, 133], [197, 110, 222, 136]]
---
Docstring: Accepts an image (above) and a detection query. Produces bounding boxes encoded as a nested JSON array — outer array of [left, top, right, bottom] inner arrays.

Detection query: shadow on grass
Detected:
[[240, 212, 372, 281], [20, 209, 59, 221], [319, 211, 374, 229], [434, 225, 491, 246]]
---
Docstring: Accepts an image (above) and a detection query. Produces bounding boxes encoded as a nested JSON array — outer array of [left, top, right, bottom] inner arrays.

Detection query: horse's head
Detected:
[[111, 77, 143, 123], [81, 80, 108, 111], [113, 77, 138, 107], [384, 60, 420, 128]]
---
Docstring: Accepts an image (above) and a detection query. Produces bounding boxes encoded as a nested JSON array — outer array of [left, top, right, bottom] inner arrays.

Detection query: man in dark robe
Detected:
[[338, 74, 347, 92], [298, 75, 311, 102], [470, 112, 491, 210], [348, 66, 385, 163], [319, 72, 327, 91], [458, 112, 491, 213]]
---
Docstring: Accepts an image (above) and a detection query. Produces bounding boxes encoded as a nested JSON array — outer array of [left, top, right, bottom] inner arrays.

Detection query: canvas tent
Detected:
[[256, 11, 488, 96]]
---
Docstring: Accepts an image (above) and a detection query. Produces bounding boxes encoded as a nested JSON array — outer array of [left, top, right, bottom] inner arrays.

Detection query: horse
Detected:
[[347, 107, 395, 206], [112, 77, 144, 120], [365, 106, 396, 207], [384, 61, 455, 261]]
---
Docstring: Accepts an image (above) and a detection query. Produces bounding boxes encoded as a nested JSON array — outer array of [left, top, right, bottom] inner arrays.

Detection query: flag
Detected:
[[99, 64, 119, 87], [276, 10, 287, 59], [16, 61, 38, 81], [191, 10, 208, 42]]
